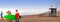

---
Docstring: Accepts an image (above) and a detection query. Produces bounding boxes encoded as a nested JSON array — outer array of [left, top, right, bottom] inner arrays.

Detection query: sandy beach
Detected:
[[0, 11, 60, 22]]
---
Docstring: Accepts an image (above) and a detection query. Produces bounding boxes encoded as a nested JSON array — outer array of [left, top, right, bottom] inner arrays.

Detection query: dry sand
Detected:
[[0, 11, 60, 22]]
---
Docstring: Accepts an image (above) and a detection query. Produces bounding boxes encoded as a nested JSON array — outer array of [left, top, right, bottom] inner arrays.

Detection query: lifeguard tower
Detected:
[[49, 5, 57, 17]]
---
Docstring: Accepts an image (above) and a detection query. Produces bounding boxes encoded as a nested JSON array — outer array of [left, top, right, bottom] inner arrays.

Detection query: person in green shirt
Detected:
[[4, 10, 15, 22]]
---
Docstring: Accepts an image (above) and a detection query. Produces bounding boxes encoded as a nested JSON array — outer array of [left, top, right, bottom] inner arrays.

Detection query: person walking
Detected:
[[15, 10, 20, 22], [0, 11, 3, 20]]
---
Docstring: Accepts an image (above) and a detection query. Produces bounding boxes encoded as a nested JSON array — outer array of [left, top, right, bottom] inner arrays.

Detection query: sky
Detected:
[[0, 0, 60, 16]]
